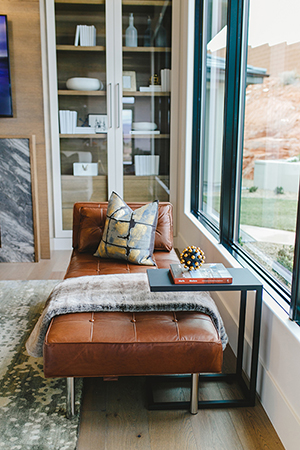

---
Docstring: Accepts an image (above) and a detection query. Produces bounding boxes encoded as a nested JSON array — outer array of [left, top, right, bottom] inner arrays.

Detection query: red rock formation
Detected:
[[243, 76, 300, 179]]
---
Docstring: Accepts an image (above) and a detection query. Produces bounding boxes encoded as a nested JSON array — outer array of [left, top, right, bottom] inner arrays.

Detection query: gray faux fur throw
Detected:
[[26, 273, 228, 357]]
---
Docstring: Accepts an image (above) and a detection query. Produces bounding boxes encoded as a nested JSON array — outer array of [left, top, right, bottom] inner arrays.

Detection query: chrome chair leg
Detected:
[[66, 377, 75, 418], [190, 373, 199, 414]]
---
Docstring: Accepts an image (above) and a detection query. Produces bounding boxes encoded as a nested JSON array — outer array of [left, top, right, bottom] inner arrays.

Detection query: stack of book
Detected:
[[74, 127, 95, 134], [59, 110, 77, 134], [169, 263, 233, 284], [140, 86, 162, 92], [74, 25, 96, 46]]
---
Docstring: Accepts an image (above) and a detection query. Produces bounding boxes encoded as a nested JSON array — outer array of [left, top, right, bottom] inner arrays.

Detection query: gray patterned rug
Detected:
[[0, 280, 83, 450]]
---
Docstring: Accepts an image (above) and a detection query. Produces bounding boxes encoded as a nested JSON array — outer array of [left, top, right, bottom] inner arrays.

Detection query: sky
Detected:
[[208, 0, 300, 52], [248, 0, 300, 48]]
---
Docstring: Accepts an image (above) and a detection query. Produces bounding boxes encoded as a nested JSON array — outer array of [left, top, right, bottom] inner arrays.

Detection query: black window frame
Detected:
[[191, 0, 300, 320]]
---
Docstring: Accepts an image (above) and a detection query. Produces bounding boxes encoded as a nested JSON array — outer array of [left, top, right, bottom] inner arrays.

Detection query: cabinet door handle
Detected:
[[116, 83, 120, 128], [107, 83, 112, 128]]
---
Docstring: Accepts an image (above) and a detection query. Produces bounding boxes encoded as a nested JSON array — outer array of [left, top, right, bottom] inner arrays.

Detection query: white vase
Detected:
[[125, 13, 138, 47]]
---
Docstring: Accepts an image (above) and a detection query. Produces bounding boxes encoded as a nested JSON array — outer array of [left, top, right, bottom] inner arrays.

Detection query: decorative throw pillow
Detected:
[[94, 191, 158, 265]]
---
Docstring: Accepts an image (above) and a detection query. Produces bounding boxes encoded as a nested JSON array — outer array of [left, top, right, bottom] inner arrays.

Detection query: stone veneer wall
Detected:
[[0, 139, 35, 262]]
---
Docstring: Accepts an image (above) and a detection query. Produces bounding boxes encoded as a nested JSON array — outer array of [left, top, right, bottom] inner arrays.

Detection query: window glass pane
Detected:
[[122, 3, 171, 203], [201, 0, 227, 224], [239, 0, 300, 291]]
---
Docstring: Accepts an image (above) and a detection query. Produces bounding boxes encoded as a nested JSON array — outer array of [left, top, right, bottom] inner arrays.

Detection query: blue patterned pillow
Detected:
[[94, 192, 159, 265]]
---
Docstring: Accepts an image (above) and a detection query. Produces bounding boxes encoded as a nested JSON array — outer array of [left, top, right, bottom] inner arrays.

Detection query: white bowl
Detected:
[[66, 77, 103, 91], [132, 122, 157, 131]]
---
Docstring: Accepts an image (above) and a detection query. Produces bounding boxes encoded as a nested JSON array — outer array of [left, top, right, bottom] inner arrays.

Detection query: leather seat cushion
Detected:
[[64, 248, 180, 278], [43, 311, 223, 378]]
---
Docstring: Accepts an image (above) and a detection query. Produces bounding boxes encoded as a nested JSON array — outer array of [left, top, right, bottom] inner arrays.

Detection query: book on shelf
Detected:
[[139, 86, 162, 92], [59, 110, 77, 134], [169, 263, 233, 284], [74, 25, 96, 46], [75, 127, 95, 134], [160, 68, 171, 91], [130, 130, 160, 135]]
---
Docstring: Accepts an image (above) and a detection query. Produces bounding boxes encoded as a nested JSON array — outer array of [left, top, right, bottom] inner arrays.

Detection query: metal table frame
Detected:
[[146, 267, 263, 409]]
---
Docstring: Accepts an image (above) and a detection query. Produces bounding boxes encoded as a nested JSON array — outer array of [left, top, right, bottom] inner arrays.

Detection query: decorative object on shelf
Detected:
[[123, 71, 136, 91], [179, 246, 206, 271], [73, 162, 98, 176], [88, 114, 108, 133], [132, 122, 157, 131], [144, 16, 153, 47], [66, 77, 103, 91], [131, 121, 160, 135], [139, 74, 162, 93], [149, 73, 160, 85], [125, 13, 138, 47], [74, 24, 96, 46], [154, 13, 167, 47], [135, 155, 160, 176]]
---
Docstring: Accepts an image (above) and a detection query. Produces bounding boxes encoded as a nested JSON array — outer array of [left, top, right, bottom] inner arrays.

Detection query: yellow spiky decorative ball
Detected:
[[179, 246, 205, 271]]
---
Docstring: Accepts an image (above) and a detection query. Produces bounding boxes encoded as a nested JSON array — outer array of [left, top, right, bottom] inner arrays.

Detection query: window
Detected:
[[191, 0, 300, 321]]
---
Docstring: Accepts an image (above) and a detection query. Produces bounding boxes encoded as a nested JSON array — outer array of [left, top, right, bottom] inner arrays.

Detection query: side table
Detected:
[[146, 267, 263, 409]]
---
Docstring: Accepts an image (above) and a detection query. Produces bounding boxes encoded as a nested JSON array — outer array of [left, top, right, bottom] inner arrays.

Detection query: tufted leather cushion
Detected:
[[44, 311, 223, 378], [64, 248, 180, 278], [74, 201, 173, 253]]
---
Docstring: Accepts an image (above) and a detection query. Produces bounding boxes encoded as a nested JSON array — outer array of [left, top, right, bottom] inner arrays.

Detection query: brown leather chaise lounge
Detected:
[[43, 202, 223, 417]]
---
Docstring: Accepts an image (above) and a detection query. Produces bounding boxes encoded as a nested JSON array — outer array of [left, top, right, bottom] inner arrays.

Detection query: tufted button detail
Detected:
[[173, 318, 178, 323], [131, 319, 137, 323], [89, 319, 95, 323]]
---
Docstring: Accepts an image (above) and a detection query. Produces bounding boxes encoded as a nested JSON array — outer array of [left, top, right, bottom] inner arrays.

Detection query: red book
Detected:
[[170, 263, 233, 284]]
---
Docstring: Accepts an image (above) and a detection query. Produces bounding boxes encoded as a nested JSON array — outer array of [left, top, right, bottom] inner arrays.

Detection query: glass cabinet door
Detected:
[[121, 1, 172, 202], [54, 0, 108, 231]]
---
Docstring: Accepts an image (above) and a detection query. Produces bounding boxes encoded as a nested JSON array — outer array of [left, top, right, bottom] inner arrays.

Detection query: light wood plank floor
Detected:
[[0, 251, 285, 450]]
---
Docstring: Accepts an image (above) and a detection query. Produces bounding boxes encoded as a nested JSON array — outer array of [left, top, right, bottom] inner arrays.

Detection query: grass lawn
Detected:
[[240, 197, 297, 232], [203, 193, 297, 232]]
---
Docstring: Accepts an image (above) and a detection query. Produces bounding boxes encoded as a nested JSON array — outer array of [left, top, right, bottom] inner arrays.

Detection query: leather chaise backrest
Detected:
[[72, 202, 174, 254]]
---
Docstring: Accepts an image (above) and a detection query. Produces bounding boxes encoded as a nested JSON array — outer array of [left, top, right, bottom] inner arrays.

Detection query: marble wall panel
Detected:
[[0, 138, 35, 262]]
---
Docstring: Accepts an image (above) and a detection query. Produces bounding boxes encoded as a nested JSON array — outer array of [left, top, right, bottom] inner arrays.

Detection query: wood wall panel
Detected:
[[0, 1, 50, 258]]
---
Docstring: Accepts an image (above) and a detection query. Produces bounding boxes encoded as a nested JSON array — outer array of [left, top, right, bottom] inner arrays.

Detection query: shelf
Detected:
[[123, 46, 171, 52], [123, 1, 171, 5], [56, 45, 105, 51], [55, 0, 105, 4], [123, 91, 170, 96], [55, 0, 170, 4], [124, 134, 170, 138], [56, 45, 170, 53], [58, 90, 106, 96], [58, 90, 169, 97], [60, 134, 107, 138]]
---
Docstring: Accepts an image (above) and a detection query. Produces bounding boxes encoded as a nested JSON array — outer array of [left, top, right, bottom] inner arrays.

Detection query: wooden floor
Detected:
[[0, 251, 285, 450]]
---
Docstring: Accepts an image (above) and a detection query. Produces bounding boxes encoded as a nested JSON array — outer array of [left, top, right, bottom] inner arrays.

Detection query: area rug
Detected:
[[0, 280, 83, 450]]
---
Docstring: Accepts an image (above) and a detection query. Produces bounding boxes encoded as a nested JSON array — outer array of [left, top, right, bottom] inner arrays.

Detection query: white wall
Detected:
[[173, 1, 300, 448]]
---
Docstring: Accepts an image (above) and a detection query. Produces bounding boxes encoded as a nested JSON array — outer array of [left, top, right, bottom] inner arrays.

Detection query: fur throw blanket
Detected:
[[26, 273, 228, 358]]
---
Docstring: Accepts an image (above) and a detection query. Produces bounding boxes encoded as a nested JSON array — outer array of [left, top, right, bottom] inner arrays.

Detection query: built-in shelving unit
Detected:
[[50, 0, 173, 234]]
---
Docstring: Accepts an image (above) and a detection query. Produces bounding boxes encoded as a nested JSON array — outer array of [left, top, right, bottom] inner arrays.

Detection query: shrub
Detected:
[[249, 186, 258, 193], [280, 70, 299, 85], [277, 246, 294, 273], [275, 186, 284, 195]]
